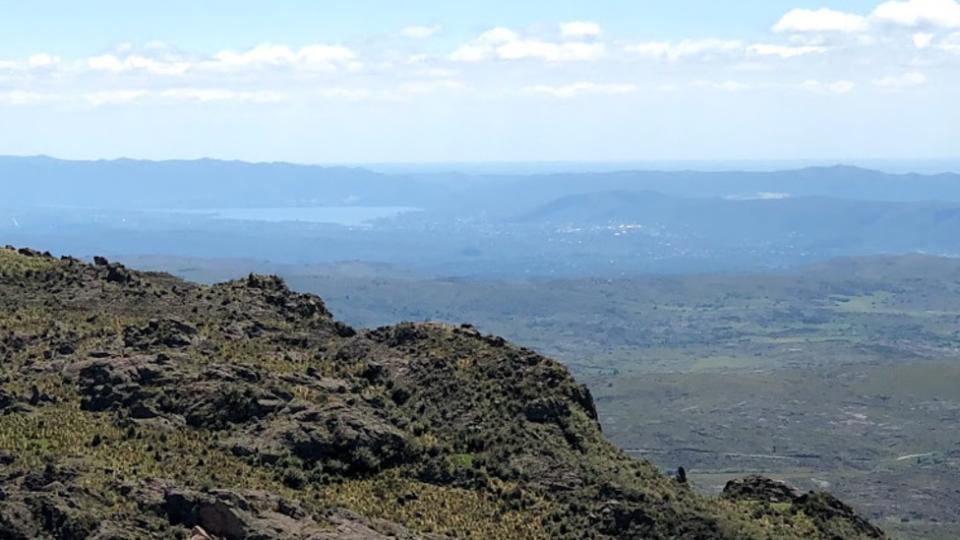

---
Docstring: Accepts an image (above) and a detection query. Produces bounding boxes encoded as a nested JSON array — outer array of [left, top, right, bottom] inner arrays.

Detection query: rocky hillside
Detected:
[[0, 246, 885, 539]]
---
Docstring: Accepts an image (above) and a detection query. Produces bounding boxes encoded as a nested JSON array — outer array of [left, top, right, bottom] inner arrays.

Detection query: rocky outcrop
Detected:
[[118, 480, 425, 540], [278, 405, 412, 473], [722, 476, 885, 539], [722, 475, 798, 503], [123, 319, 199, 350], [73, 355, 169, 412], [163, 488, 321, 540], [792, 492, 886, 539]]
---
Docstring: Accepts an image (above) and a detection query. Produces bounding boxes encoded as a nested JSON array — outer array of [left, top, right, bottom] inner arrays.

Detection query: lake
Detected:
[[177, 206, 421, 226]]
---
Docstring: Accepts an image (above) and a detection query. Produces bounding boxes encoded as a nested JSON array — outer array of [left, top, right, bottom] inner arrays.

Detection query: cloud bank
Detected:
[[1, 1, 957, 110]]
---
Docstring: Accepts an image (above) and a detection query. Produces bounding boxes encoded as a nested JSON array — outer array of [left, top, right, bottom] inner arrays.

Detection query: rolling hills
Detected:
[[5, 156, 960, 276]]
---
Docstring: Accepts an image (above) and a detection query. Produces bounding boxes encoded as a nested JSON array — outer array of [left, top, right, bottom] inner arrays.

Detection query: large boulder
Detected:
[[163, 487, 322, 540], [73, 355, 167, 413], [278, 405, 412, 474], [722, 476, 798, 503], [123, 319, 199, 350]]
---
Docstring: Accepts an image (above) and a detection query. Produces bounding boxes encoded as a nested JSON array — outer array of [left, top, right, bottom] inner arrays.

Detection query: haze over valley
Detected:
[[5, 157, 960, 277]]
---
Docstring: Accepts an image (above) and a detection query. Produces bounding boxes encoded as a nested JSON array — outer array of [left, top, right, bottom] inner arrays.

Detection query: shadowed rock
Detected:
[[123, 319, 199, 350]]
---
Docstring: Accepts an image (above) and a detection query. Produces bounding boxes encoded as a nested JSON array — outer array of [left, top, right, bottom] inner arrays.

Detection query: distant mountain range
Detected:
[[3, 156, 960, 276], [4, 156, 960, 213], [0, 155, 427, 209]]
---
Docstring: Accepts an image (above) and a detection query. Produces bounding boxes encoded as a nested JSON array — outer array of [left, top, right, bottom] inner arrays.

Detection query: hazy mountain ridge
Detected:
[[5, 157, 960, 212], [517, 190, 960, 250], [0, 156, 431, 209], [4, 156, 960, 277]]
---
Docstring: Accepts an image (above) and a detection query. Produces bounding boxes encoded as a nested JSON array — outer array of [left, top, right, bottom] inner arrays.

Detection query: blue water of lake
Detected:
[[180, 206, 420, 226]]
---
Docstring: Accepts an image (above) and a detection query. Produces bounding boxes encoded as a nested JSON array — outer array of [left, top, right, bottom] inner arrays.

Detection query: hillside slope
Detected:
[[516, 190, 960, 250], [0, 247, 885, 539]]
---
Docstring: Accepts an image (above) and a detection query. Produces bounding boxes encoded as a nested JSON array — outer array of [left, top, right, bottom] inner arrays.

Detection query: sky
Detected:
[[0, 0, 958, 163]]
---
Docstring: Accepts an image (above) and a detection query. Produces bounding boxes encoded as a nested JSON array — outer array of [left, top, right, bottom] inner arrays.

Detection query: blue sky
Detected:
[[0, 1, 883, 52], [1, 0, 958, 163]]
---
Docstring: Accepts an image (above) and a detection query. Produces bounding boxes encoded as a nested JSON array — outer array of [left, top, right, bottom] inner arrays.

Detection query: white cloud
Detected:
[[213, 44, 296, 66], [0, 53, 62, 71], [773, 8, 868, 33], [873, 71, 928, 87], [397, 79, 467, 95], [213, 43, 356, 70], [747, 44, 829, 58], [84, 90, 151, 105], [405, 59, 460, 79], [88, 55, 123, 71], [404, 54, 459, 75], [402, 25, 442, 39], [625, 39, 743, 61], [774, 1, 960, 34], [88, 54, 191, 75], [671, 39, 743, 58], [451, 27, 604, 62], [313, 88, 382, 101], [559, 21, 602, 38], [449, 27, 519, 61], [872, 0, 960, 28], [695, 80, 751, 92], [299, 45, 358, 68], [0, 91, 60, 105], [522, 81, 637, 98], [161, 88, 286, 102], [828, 80, 857, 94], [28, 53, 61, 68], [3, 14, 958, 113], [913, 32, 936, 47], [800, 80, 856, 94], [85, 88, 286, 106], [308, 81, 466, 102], [496, 40, 605, 61], [449, 45, 488, 62], [479, 27, 521, 44], [942, 31, 960, 49], [624, 42, 671, 58]]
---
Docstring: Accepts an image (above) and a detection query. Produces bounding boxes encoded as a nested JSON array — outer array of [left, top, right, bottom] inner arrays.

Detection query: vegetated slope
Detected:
[[0, 247, 885, 539]]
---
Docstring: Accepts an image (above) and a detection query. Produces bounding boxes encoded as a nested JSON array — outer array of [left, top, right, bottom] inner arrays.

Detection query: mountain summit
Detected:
[[0, 247, 884, 539]]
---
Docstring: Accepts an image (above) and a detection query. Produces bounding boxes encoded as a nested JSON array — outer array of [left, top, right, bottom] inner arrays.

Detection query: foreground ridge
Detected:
[[0, 246, 885, 539]]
